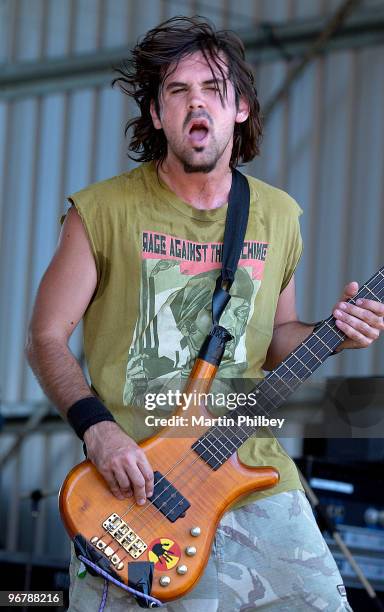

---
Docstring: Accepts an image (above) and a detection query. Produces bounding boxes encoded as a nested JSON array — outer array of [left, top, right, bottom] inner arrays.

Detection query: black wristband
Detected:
[[67, 396, 116, 440]]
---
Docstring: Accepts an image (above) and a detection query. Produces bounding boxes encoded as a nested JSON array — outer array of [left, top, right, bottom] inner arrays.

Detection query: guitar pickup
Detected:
[[149, 471, 190, 522]]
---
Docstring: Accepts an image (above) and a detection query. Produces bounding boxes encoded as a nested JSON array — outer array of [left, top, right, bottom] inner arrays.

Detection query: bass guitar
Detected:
[[59, 266, 384, 603]]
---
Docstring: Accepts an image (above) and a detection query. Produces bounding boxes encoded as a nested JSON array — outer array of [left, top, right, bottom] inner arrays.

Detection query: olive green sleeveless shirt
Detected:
[[67, 162, 304, 504]]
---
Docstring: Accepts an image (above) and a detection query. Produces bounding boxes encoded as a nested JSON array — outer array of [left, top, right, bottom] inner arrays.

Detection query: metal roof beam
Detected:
[[244, 4, 384, 62], [1, 5, 384, 100]]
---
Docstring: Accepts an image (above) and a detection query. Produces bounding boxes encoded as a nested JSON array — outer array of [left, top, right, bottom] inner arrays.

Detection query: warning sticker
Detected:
[[147, 537, 181, 571]]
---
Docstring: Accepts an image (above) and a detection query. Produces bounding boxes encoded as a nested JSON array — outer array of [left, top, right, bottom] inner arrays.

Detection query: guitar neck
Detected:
[[192, 266, 384, 469]]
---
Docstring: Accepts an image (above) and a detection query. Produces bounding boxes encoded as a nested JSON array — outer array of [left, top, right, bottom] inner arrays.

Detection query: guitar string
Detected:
[[90, 272, 384, 565]]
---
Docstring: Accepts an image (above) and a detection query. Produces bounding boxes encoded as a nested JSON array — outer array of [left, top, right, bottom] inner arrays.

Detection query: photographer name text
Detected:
[[145, 414, 285, 429]]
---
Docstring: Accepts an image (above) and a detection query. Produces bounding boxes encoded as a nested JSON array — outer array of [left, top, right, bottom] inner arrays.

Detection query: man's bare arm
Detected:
[[262, 277, 312, 371], [26, 207, 154, 505], [26, 207, 97, 409], [263, 276, 384, 371]]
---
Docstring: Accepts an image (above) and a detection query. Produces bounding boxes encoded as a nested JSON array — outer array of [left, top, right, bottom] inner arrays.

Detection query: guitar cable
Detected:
[[77, 555, 165, 609]]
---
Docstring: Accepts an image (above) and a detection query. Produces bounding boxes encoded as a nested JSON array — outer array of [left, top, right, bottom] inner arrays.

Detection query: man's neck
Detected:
[[157, 158, 232, 210]]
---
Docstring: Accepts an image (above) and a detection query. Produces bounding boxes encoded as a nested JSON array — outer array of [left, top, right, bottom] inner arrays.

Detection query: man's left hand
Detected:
[[333, 281, 384, 351]]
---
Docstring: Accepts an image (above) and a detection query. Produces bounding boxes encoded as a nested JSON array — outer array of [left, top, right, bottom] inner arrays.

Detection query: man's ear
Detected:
[[235, 97, 249, 124], [150, 100, 162, 130]]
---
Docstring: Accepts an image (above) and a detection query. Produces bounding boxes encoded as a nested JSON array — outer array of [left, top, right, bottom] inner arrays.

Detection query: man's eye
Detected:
[[171, 89, 185, 94]]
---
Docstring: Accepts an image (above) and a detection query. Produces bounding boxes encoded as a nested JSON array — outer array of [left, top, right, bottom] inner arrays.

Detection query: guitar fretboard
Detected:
[[192, 267, 384, 469]]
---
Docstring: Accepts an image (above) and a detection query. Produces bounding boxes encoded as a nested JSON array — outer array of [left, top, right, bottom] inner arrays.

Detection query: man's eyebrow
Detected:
[[165, 81, 188, 90], [165, 78, 226, 90], [202, 78, 225, 85]]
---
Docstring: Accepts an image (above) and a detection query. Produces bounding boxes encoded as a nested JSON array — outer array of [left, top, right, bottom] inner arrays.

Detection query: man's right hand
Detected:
[[83, 421, 154, 505]]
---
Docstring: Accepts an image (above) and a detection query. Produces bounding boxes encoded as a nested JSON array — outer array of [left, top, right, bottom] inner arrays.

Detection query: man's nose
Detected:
[[187, 87, 205, 110]]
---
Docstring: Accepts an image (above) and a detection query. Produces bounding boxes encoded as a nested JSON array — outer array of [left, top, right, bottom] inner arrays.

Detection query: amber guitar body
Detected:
[[59, 359, 279, 602]]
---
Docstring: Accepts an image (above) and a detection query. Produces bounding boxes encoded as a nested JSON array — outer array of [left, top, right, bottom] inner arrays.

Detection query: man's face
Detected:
[[150, 51, 248, 173]]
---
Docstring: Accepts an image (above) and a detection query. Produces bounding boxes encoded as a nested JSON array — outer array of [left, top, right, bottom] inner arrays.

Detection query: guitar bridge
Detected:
[[102, 514, 147, 559]]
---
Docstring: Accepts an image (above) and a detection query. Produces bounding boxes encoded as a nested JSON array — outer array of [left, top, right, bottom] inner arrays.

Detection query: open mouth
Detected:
[[188, 120, 209, 144]]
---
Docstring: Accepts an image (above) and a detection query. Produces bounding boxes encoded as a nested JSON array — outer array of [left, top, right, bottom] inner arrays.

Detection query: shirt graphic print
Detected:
[[123, 231, 269, 408]]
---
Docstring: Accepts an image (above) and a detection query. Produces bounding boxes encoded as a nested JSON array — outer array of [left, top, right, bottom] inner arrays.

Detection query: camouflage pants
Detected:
[[68, 490, 353, 611]]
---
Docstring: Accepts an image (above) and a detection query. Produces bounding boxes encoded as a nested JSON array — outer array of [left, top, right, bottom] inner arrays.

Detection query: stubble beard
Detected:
[[178, 145, 219, 174], [182, 148, 218, 174], [170, 134, 229, 174]]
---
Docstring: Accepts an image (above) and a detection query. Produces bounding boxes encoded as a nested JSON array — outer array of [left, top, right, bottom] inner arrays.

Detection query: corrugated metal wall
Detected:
[[1, 0, 383, 408], [0, 0, 383, 566], [252, 2, 384, 380]]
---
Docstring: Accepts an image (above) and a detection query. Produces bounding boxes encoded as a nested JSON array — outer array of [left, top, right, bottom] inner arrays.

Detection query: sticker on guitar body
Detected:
[[148, 538, 182, 571]]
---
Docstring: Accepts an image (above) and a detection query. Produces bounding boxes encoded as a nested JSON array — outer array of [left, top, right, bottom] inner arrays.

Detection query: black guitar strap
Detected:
[[199, 168, 251, 364], [214, 167, 251, 306]]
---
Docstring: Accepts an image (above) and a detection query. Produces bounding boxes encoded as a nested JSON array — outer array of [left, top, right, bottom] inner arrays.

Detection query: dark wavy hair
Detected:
[[112, 16, 262, 168]]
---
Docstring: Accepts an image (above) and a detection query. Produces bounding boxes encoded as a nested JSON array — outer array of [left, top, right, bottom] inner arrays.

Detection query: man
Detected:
[[26, 16, 383, 612]]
